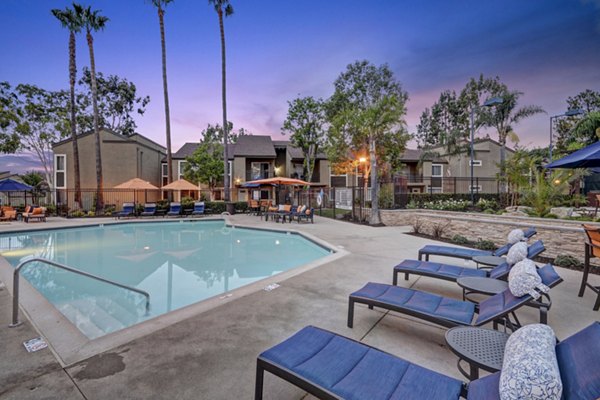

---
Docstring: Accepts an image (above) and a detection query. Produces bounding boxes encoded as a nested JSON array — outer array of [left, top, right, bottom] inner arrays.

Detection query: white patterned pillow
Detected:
[[508, 259, 550, 300], [507, 229, 525, 244], [506, 241, 528, 265], [499, 324, 562, 400]]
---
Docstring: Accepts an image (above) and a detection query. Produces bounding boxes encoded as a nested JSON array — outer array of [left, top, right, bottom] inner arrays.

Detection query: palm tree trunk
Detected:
[[158, 6, 173, 187], [87, 30, 104, 211], [369, 136, 380, 225], [500, 133, 507, 194], [69, 31, 82, 208], [218, 9, 230, 202]]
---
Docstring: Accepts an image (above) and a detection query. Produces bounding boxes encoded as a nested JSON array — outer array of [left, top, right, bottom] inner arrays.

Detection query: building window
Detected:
[[469, 160, 482, 167], [330, 175, 347, 188], [54, 154, 66, 189], [161, 163, 168, 186], [178, 161, 187, 180], [251, 162, 270, 180]]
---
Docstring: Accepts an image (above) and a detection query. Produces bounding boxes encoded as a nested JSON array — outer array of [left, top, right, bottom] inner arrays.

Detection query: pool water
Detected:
[[0, 221, 330, 339]]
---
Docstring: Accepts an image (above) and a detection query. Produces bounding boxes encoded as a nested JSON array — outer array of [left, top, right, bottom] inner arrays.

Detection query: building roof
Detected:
[[232, 135, 276, 158], [400, 149, 447, 163], [168, 142, 235, 161], [52, 128, 166, 152]]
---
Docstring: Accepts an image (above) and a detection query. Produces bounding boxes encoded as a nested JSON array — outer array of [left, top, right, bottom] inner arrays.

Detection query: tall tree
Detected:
[[208, 0, 234, 202], [327, 60, 409, 224], [0, 82, 21, 153], [416, 90, 469, 151], [74, 3, 108, 211], [51, 5, 83, 207], [281, 96, 327, 183], [76, 68, 150, 135], [151, 0, 174, 186], [554, 90, 600, 155], [461, 75, 544, 180]]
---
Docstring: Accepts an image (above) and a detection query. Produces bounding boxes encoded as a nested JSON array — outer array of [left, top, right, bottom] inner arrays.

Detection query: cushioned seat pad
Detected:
[[419, 245, 492, 259], [556, 322, 600, 400], [259, 326, 464, 400], [467, 372, 500, 400], [351, 283, 476, 325], [394, 260, 487, 281]]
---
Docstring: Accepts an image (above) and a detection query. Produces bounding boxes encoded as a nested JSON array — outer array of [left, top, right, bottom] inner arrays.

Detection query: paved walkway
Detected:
[[0, 215, 599, 399]]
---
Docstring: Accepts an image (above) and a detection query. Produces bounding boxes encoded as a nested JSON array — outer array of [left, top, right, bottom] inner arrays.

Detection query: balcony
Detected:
[[246, 171, 274, 181]]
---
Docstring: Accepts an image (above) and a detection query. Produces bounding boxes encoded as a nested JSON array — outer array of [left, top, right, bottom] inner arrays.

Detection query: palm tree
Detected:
[[208, 0, 234, 203], [74, 4, 109, 212], [51, 6, 83, 209], [151, 0, 174, 187], [481, 90, 545, 180]]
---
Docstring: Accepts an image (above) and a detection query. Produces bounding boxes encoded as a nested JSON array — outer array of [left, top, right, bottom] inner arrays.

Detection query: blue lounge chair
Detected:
[[140, 203, 157, 217], [348, 264, 562, 330], [297, 207, 314, 223], [256, 322, 600, 400], [167, 202, 181, 217], [191, 202, 205, 216], [418, 227, 537, 261], [394, 240, 546, 284], [116, 202, 135, 219]]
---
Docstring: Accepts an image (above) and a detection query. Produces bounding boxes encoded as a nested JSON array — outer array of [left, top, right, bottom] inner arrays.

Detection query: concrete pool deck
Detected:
[[1, 214, 599, 399]]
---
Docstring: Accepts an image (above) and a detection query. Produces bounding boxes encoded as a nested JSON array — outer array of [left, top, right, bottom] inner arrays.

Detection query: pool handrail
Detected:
[[9, 257, 150, 328]]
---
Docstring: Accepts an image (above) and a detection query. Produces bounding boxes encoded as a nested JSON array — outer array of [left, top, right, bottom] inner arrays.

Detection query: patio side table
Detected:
[[456, 277, 508, 302], [445, 327, 509, 380], [471, 255, 505, 269]]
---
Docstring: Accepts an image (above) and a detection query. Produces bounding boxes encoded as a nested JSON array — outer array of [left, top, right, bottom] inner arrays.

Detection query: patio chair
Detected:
[[348, 264, 562, 331], [23, 206, 47, 223], [167, 202, 182, 217], [0, 206, 17, 221], [140, 203, 157, 217], [191, 202, 205, 216], [116, 203, 135, 219], [580, 224, 600, 310], [256, 322, 600, 400], [249, 200, 260, 215], [395, 240, 546, 284], [297, 207, 314, 224], [418, 227, 537, 261]]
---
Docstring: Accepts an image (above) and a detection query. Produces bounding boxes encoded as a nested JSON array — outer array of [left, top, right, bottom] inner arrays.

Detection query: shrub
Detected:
[[553, 254, 582, 268], [431, 221, 450, 239], [411, 218, 423, 234], [483, 208, 496, 214], [70, 210, 85, 218], [544, 213, 559, 219], [421, 199, 469, 212], [378, 185, 394, 209], [476, 198, 499, 211], [475, 239, 496, 250], [406, 199, 419, 209], [87, 211, 95, 217], [44, 204, 57, 216], [181, 196, 195, 210], [451, 234, 469, 245]]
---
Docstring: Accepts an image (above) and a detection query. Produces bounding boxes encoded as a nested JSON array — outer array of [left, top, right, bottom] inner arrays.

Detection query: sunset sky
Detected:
[[1, 0, 599, 173]]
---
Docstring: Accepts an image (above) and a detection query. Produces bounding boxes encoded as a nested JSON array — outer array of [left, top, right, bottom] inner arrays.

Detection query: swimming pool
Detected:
[[0, 220, 331, 339]]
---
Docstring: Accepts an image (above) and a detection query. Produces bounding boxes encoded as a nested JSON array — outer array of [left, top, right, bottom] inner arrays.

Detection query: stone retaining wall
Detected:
[[380, 209, 598, 262]]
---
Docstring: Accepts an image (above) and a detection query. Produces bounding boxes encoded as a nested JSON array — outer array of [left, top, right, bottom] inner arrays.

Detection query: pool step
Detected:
[[95, 295, 141, 326], [58, 297, 128, 339]]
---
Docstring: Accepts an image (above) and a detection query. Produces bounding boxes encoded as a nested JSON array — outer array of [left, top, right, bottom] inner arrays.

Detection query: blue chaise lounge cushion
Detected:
[[259, 326, 464, 400]]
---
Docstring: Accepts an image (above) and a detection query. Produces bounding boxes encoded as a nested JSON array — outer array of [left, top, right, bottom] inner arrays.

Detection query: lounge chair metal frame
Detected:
[[348, 264, 562, 332], [394, 240, 546, 284]]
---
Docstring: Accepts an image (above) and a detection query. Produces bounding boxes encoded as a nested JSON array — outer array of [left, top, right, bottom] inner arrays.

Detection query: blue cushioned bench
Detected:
[[395, 240, 545, 284], [349, 264, 562, 330], [257, 322, 600, 400], [418, 227, 537, 262]]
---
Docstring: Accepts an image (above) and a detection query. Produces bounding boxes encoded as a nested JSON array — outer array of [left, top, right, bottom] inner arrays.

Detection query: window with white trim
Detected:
[[161, 163, 168, 186], [469, 160, 482, 166], [54, 154, 66, 189], [178, 161, 187, 179]]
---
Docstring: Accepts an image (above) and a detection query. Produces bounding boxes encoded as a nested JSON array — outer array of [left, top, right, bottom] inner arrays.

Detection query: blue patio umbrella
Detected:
[[0, 178, 33, 206], [545, 140, 600, 169], [0, 178, 33, 191]]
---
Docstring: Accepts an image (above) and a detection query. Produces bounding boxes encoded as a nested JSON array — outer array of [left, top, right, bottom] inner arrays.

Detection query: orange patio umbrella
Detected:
[[161, 178, 198, 191], [114, 178, 159, 203], [244, 177, 311, 186]]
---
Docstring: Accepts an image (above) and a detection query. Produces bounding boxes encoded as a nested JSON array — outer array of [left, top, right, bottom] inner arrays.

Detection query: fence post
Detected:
[[454, 177, 457, 194], [332, 188, 336, 220], [351, 186, 356, 221]]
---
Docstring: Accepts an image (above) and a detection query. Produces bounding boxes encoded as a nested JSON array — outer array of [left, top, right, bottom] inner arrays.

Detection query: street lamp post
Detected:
[[549, 109, 585, 161], [470, 97, 504, 205]]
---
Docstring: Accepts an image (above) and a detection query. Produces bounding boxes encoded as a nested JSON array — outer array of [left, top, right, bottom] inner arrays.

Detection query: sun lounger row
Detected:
[[256, 227, 600, 399], [263, 204, 314, 223], [115, 202, 205, 218]]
